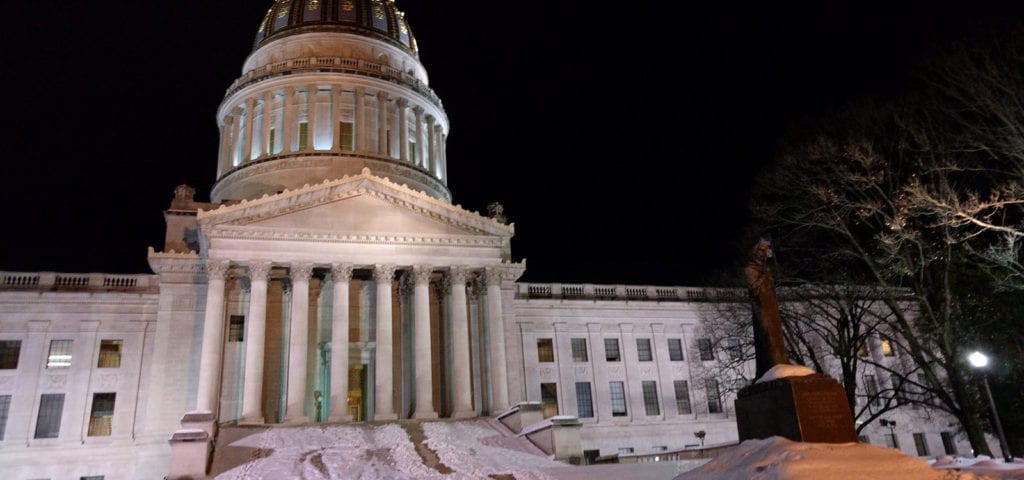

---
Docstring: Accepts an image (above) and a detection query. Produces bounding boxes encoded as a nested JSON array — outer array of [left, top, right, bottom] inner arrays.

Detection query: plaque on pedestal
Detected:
[[735, 372, 858, 443]]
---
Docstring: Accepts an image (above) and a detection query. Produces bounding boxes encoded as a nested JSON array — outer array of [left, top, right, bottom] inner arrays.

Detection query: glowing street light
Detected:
[[967, 351, 1014, 463]]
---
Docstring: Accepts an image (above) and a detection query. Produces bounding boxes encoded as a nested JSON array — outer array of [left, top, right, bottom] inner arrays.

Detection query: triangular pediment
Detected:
[[197, 169, 513, 240]]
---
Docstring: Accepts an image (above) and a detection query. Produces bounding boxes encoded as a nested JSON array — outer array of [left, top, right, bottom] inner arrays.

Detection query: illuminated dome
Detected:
[[254, 0, 417, 56]]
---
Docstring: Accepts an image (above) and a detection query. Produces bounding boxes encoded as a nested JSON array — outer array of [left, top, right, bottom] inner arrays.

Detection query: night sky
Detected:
[[2, 1, 1022, 286]]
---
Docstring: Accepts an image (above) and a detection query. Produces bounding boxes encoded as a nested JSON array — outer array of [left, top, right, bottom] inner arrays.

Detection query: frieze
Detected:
[[538, 367, 555, 380], [607, 366, 623, 377], [207, 225, 506, 247], [640, 367, 654, 377]]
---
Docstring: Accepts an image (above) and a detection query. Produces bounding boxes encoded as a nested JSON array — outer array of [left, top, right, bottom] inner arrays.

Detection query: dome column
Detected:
[[244, 98, 257, 161], [427, 115, 437, 176], [231, 106, 244, 166], [397, 98, 409, 163], [284, 262, 313, 423], [354, 87, 366, 152], [413, 106, 425, 168], [373, 264, 398, 420], [306, 85, 317, 151], [218, 115, 234, 177], [377, 91, 389, 156], [282, 87, 295, 154], [262, 92, 274, 156], [333, 86, 345, 151], [441, 133, 449, 181]]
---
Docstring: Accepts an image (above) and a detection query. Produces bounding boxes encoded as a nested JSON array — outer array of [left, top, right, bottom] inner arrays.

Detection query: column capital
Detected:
[[425, 113, 435, 123], [412, 105, 424, 116], [396, 97, 409, 108], [331, 262, 354, 282], [412, 265, 433, 284], [206, 259, 230, 279], [373, 264, 396, 283], [376, 90, 389, 101], [484, 267, 505, 286], [289, 262, 314, 281], [449, 265, 470, 284], [248, 261, 273, 281]]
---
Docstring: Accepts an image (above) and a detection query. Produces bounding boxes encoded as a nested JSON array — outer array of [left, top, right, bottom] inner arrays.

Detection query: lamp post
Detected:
[[968, 351, 1014, 463], [880, 419, 899, 450]]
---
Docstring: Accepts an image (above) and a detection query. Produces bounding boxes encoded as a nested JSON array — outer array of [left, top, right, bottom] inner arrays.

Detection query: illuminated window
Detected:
[[339, 122, 354, 151], [97, 340, 122, 368], [298, 122, 309, 150], [540, 383, 558, 418], [46, 340, 73, 369], [698, 338, 714, 361], [667, 338, 684, 361], [642, 381, 660, 416], [228, 316, 245, 343], [609, 381, 627, 416], [880, 338, 895, 357], [87, 393, 115, 437], [604, 339, 621, 362], [636, 338, 653, 362], [575, 382, 593, 418], [857, 341, 869, 357], [34, 393, 65, 439], [705, 379, 722, 413], [674, 380, 692, 414], [571, 338, 588, 362], [0, 340, 20, 369], [537, 339, 554, 362]]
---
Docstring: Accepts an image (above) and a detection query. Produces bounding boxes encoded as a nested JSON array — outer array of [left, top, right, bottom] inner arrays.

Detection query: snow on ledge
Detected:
[[755, 364, 816, 383]]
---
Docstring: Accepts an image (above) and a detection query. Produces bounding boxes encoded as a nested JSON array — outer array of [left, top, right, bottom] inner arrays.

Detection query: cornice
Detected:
[[205, 225, 507, 247]]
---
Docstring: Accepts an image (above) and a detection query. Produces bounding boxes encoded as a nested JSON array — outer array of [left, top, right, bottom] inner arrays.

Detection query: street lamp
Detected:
[[880, 419, 899, 450], [968, 351, 1014, 463]]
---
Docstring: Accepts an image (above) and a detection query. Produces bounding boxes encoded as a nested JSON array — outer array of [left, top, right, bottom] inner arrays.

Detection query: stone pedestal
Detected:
[[735, 373, 857, 443]]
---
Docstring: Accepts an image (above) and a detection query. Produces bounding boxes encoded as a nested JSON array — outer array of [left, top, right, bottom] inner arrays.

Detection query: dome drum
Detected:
[[255, 0, 416, 56]]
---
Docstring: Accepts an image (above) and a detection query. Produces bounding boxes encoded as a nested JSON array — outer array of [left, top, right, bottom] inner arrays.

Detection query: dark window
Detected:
[[636, 338, 653, 362], [913, 433, 930, 456], [673, 380, 692, 415], [642, 381, 660, 415], [698, 338, 714, 361], [705, 379, 722, 414], [891, 375, 906, 405], [610, 381, 627, 416], [340, 122, 354, 151], [46, 340, 73, 368], [667, 339, 684, 361], [0, 395, 10, 440], [604, 339, 621, 362], [575, 382, 594, 418], [81, 476, 105, 480], [726, 338, 743, 360], [941, 432, 957, 455], [865, 375, 880, 406], [34, 393, 65, 439], [97, 340, 122, 368], [228, 315, 245, 342], [537, 339, 554, 363], [540, 383, 558, 418], [571, 338, 588, 362], [0, 340, 21, 369], [88, 393, 116, 437]]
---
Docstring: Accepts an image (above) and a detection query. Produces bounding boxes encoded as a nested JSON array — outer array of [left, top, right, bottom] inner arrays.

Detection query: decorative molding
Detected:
[[147, 247, 201, 259], [373, 264, 396, 283], [640, 367, 654, 377], [608, 366, 623, 376], [248, 261, 273, 281], [331, 263, 354, 282], [45, 375, 67, 390], [538, 367, 555, 380], [98, 373, 118, 390], [449, 266, 469, 284], [206, 225, 506, 247], [574, 367, 590, 378]]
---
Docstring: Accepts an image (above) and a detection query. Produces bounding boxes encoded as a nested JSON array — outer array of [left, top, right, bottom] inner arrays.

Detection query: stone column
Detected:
[[440, 133, 449, 181], [284, 262, 314, 423], [413, 107, 425, 168], [240, 261, 272, 424], [306, 85, 317, 151], [449, 267, 475, 418], [196, 260, 230, 413], [218, 115, 234, 176], [334, 86, 345, 151], [412, 265, 438, 419], [262, 91, 274, 156], [354, 87, 365, 152], [231, 107, 245, 166], [427, 117, 437, 175], [397, 98, 409, 162], [282, 87, 295, 153], [373, 264, 398, 420], [328, 263, 354, 422], [377, 91, 389, 156], [244, 98, 257, 161], [485, 268, 509, 412]]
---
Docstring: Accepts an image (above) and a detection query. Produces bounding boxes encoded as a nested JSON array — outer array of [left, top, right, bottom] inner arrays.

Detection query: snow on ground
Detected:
[[423, 420, 566, 477], [673, 436, 1024, 480]]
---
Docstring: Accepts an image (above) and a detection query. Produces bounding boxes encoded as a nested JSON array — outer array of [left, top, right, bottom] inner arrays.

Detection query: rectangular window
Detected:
[[698, 338, 714, 361], [34, 393, 65, 439], [609, 381, 627, 416], [88, 393, 116, 437], [81, 477, 106, 480], [340, 121, 354, 151], [726, 338, 743, 360], [668, 338, 684, 361], [540, 383, 558, 418], [865, 375, 880, 406], [537, 339, 554, 363], [913, 433, 930, 456], [269, 128, 276, 153], [46, 340, 73, 369], [636, 338, 653, 362], [571, 338, 588, 362], [298, 121, 309, 150], [575, 382, 594, 418], [604, 339, 621, 362], [618, 447, 634, 454], [857, 341, 869, 357], [941, 431, 957, 455], [0, 395, 10, 440], [880, 337, 895, 357], [673, 380, 692, 414], [0, 340, 20, 369], [408, 141, 417, 164], [228, 315, 245, 342], [97, 340, 122, 368], [891, 375, 906, 404], [705, 379, 722, 414], [641, 381, 660, 416]]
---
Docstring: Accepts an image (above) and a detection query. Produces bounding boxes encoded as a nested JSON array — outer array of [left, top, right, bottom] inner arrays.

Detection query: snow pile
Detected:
[[755, 364, 816, 383], [423, 420, 566, 476]]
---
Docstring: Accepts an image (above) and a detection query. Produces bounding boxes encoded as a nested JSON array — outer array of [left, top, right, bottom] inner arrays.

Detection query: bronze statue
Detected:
[[745, 236, 790, 378]]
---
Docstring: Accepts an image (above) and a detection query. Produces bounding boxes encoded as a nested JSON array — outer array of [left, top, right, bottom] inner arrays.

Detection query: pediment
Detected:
[[197, 169, 513, 240]]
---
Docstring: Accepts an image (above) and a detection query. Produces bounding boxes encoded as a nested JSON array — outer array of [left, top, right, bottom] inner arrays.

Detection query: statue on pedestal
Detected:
[[745, 236, 790, 379]]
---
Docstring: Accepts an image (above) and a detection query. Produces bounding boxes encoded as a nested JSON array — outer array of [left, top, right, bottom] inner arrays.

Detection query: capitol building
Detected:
[[0, 1, 975, 478]]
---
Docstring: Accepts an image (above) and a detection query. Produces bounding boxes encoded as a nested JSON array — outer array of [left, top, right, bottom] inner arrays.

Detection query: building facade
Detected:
[[0, 1, 986, 478]]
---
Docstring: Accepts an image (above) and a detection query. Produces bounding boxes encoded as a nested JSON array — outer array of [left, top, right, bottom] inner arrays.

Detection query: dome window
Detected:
[[273, 0, 292, 31], [338, 0, 357, 22], [370, 0, 389, 33], [302, 0, 321, 22]]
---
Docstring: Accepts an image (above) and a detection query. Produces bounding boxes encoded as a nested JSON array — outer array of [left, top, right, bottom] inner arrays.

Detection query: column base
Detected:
[[282, 415, 310, 425], [373, 412, 398, 421], [327, 414, 354, 423], [237, 415, 265, 426], [451, 409, 477, 420], [413, 410, 439, 420]]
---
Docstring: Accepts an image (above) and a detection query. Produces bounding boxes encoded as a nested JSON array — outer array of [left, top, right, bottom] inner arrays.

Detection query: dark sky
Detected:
[[1, 1, 1022, 286]]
